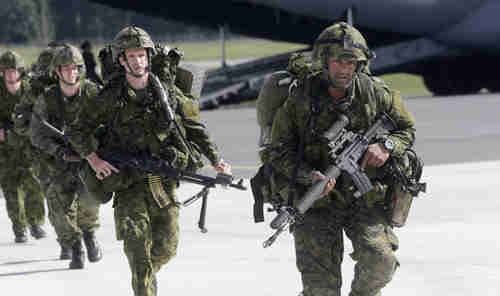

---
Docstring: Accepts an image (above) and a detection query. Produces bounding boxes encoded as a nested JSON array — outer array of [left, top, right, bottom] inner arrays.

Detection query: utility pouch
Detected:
[[147, 174, 172, 208], [384, 148, 426, 227], [386, 180, 414, 228]]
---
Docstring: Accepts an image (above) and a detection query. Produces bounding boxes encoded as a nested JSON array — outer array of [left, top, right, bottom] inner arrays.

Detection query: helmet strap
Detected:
[[57, 66, 81, 86], [122, 49, 152, 78]]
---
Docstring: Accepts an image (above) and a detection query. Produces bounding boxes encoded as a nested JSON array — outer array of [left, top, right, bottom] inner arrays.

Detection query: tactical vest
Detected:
[[39, 81, 98, 175], [80, 75, 194, 204], [251, 53, 316, 222]]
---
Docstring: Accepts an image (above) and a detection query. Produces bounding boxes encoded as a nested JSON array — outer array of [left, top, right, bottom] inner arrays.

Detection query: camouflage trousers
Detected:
[[293, 202, 399, 296], [0, 168, 45, 235], [44, 171, 100, 248], [113, 180, 179, 296]]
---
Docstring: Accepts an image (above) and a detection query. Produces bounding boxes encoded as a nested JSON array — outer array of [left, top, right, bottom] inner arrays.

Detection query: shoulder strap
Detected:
[[287, 81, 321, 206]]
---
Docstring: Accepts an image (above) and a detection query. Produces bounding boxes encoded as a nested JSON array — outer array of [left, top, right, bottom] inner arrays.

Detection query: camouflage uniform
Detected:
[[174, 85, 220, 168], [269, 23, 416, 296], [14, 44, 62, 190], [149, 44, 221, 168], [67, 27, 190, 296], [12, 44, 70, 250], [30, 45, 102, 268], [0, 51, 46, 242]]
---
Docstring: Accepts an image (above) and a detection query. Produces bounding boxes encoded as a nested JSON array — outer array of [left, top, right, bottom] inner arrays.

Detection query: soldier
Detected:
[[13, 43, 73, 258], [30, 44, 103, 269], [269, 22, 416, 296], [0, 50, 47, 243], [67, 26, 228, 296]]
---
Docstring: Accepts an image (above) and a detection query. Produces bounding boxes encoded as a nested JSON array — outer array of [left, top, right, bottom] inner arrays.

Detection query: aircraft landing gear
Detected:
[[422, 61, 482, 96]]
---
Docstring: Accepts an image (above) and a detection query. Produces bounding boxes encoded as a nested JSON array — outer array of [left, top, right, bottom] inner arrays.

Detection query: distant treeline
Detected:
[[1, 0, 219, 44]]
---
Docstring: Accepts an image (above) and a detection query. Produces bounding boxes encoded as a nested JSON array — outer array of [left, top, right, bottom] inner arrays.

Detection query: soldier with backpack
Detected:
[[254, 22, 424, 296], [68, 26, 230, 296], [98, 37, 224, 172], [30, 44, 103, 269]]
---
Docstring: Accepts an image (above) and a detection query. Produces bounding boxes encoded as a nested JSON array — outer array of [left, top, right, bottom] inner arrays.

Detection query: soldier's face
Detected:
[[121, 48, 148, 75], [327, 57, 357, 90], [3, 68, 20, 85], [57, 64, 79, 84]]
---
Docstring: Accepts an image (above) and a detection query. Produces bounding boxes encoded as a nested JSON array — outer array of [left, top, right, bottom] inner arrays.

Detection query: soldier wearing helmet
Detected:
[[269, 22, 417, 296], [30, 44, 103, 269], [15, 42, 65, 137], [66, 26, 230, 296], [13, 42, 76, 259], [0, 50, 48, 243]]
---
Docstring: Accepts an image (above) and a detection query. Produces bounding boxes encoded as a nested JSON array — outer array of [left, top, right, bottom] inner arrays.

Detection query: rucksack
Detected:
[[250, 52, 425, 226], [251, 52, 314, 223]]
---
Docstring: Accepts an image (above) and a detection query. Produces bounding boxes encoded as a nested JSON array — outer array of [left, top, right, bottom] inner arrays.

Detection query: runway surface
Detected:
[[200, 92, 500, 177]]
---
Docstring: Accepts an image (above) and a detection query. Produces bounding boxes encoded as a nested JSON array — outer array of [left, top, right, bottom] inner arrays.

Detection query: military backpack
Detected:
[[251, 53, 316, 222]]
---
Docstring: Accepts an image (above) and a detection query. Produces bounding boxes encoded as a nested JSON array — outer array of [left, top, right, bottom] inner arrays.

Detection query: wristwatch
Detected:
[[380, 137, 395, 152]]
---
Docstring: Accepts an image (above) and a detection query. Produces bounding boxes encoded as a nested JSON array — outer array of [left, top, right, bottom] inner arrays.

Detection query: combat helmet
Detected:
[[312, 22, 375, 77], [32, 42, 66, 74], [112, 26, 155, 77], [28, 42, 66, 92], [0, 50, 26, 82], [0, 50, 25, 70], [50, 44, 86, 85]]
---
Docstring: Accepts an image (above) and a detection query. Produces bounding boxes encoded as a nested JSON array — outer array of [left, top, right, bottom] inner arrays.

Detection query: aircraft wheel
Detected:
[[423, 65, 481, 96]]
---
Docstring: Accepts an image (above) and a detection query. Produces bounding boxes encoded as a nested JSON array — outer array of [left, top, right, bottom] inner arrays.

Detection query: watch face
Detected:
[[385, 139, 395, 151]]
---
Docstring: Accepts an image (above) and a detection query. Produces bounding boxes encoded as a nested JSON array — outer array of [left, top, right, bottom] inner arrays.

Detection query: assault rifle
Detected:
[[35, 114, 247, 233], [263, 114, 396, 248], [98, 151, 246, 233]]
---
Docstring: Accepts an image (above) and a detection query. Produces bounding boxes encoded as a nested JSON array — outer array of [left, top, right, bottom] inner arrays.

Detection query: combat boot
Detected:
[[59, 246, 72, 260], [83, 231, 102, 262], [69, 239, 85, 269], [29, 225, 47, 239], [14, 230, 28, 243]]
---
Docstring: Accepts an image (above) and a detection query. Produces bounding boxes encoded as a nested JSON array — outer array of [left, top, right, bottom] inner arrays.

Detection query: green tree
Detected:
[[0, 0, 41, 43]]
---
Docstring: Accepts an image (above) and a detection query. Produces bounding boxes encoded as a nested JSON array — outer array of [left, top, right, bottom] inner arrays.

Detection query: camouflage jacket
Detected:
[[31, 79, 99, 175], [0, 79, 35, 168], [66, 74, 190, 177], [270, 72, 416, 195], [176, 89, 220, 166], [152, 52, 220, 167]]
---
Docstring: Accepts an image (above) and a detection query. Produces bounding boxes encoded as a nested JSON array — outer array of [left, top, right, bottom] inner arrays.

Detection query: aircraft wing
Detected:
[[88, 0, 500, 99]]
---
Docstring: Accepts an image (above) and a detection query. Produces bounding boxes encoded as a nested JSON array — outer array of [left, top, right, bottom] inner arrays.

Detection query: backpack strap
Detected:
[[287, 79, 321, 206]]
